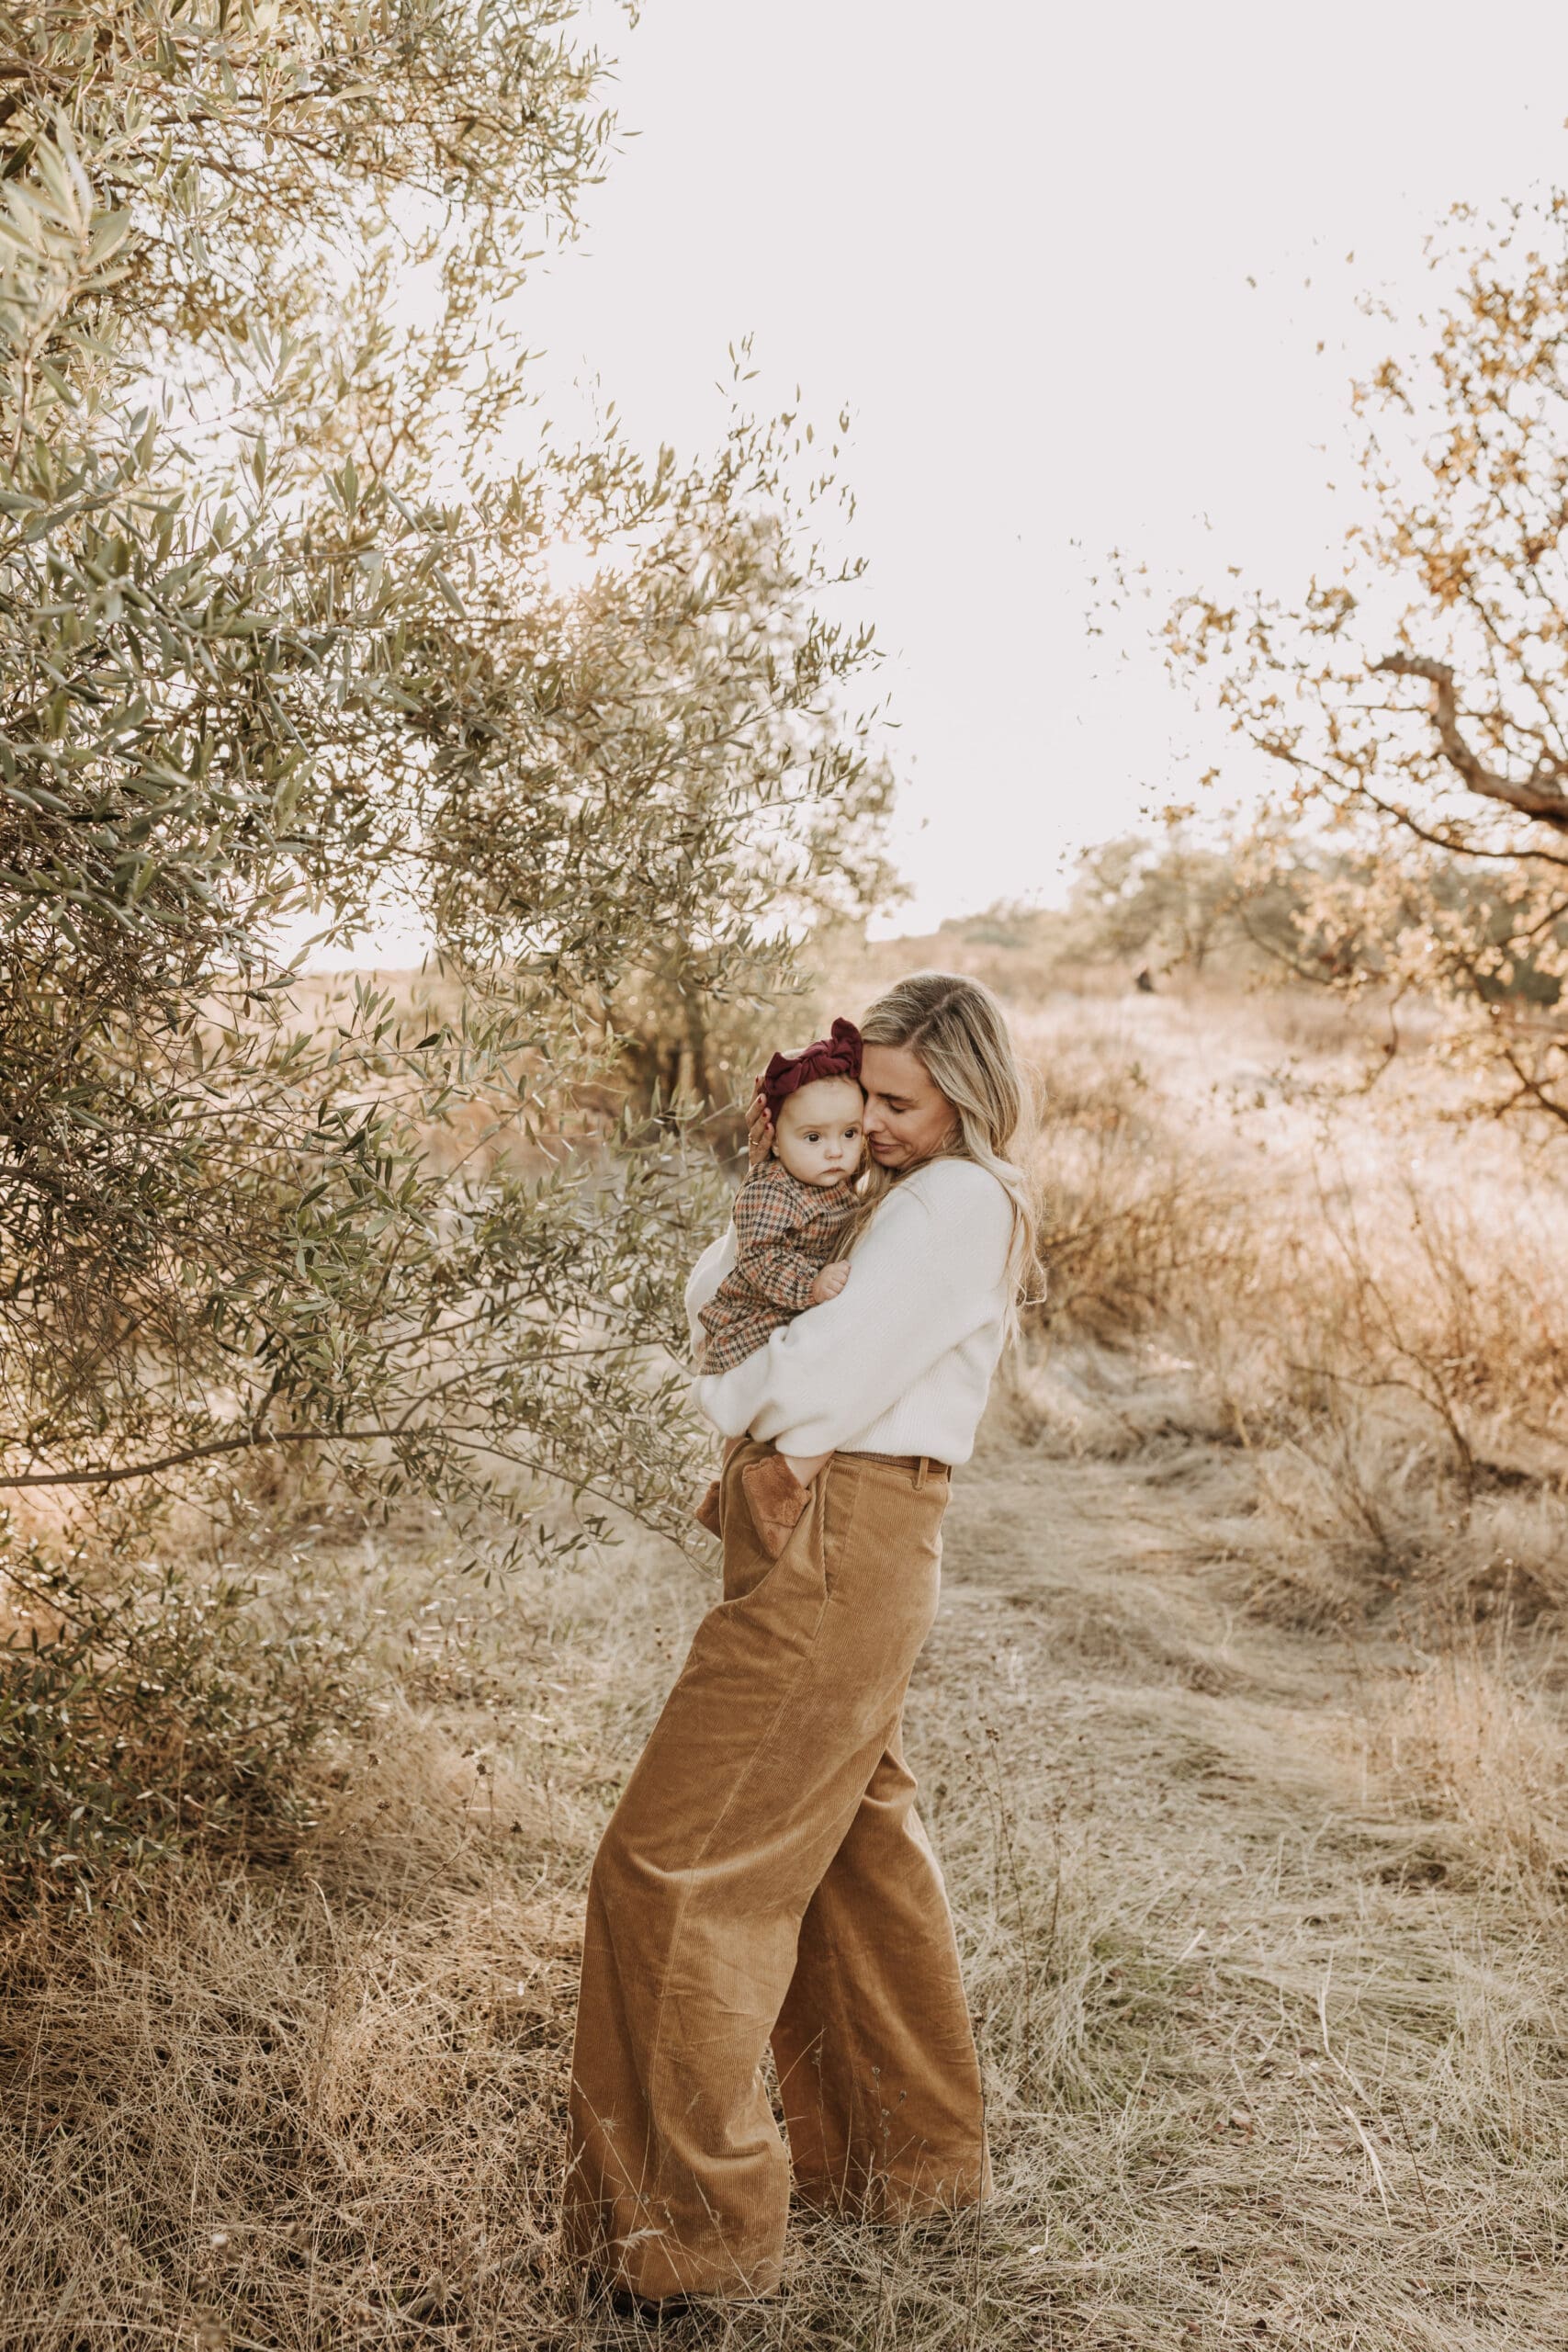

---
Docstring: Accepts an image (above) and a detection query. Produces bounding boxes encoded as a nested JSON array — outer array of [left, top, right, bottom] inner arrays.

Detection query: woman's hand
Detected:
[[807, 1260, 850, 1306], [745, 1080, 774, 1170], [780, 1448, 832, 1487]]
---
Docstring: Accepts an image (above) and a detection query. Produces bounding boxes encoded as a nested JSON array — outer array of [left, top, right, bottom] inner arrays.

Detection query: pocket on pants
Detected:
[[720, 1450, 817, 1607], [740, 1452, 814, 1561]]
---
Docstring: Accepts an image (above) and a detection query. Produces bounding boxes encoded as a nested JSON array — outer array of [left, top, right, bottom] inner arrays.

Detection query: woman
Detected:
[[564, 971, 1035, 2308]]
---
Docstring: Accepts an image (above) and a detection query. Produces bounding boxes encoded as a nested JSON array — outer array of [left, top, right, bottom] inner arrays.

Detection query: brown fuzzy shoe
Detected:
[[608, 2286, 775, 2319], [608, 2286, 697, 2321]]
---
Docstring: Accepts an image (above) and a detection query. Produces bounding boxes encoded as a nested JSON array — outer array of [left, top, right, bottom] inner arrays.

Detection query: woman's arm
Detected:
[[695, 1159, 1011, 1453], [684, 1228, 736, 1355]]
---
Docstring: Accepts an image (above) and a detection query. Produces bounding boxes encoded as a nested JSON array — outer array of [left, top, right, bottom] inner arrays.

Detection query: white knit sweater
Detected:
[[684, 1158, 1014, 1465]]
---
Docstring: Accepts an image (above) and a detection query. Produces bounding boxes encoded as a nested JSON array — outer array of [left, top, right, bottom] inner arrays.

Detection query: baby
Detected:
[[696, 1017, 864, 1375], [692, 1019, 864, 1540]]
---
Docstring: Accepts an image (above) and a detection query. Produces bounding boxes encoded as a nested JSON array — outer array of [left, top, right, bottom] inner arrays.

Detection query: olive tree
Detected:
[[0, 4, 895, 1885]]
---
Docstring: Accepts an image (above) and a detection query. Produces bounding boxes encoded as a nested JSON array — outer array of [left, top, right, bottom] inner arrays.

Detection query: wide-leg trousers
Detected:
[[563, 1438, 988, 2301]]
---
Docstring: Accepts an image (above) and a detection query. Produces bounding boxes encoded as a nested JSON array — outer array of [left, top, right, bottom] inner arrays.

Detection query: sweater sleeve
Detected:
[[694, 1159, 1013, 1453]]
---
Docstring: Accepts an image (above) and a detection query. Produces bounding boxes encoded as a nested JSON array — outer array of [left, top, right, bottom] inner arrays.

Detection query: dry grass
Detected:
[[6, 967, 1568, 2347]]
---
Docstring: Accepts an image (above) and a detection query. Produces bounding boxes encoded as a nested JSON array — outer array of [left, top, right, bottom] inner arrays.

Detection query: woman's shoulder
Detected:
[[898, 1155, 1012, 1218], [881, 1157, 1014, 1258]]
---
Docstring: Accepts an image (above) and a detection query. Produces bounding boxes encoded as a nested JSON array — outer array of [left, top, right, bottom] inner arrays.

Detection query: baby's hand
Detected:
[[808, 1260, 851, 1306]]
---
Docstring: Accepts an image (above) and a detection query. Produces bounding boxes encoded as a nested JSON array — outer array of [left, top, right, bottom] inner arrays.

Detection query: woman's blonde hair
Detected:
[[848, 969, 1039, 1328]]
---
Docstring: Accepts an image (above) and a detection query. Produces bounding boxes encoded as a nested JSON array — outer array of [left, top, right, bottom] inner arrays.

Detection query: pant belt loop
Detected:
[[915, 1454, 929, 1489]]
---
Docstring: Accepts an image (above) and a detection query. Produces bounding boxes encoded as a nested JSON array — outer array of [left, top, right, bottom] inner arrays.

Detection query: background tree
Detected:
[[1062, 823, 1308, 977], [1160, 193, 1568, 1115]]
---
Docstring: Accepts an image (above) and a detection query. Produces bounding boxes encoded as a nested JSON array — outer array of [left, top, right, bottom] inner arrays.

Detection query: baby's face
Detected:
[[773, 1076, 864, 1188]]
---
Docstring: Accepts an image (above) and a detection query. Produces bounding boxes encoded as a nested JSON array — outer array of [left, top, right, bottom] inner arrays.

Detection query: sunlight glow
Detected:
[[540, 536, 603, 602]]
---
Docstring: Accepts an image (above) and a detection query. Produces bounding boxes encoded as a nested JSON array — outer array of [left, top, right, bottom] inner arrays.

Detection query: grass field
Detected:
[[5, 968, 1568, 2349]]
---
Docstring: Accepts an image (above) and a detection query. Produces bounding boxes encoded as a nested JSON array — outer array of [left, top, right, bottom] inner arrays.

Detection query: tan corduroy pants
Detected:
[[563, 1437, 987, 2302]]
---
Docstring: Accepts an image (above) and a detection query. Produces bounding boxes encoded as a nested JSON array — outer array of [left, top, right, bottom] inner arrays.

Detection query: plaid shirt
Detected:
[[697, 1158, 858, 1374]]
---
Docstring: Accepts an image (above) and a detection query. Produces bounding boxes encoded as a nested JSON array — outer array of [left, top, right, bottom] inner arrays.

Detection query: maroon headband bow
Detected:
[[761, 1017, 863, 1122]]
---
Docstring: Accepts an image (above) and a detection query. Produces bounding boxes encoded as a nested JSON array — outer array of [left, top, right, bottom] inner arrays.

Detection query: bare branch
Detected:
[[1374, 654, 1568, 832]]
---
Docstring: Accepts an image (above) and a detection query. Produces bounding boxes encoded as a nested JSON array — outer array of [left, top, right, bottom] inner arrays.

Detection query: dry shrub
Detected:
[[1025, 1025, 1253, 1344], [1000, 981, 1568, 1629], [306, 1701, 554, 1906], [0, 1529, 359, 1912], [1352, 1625, 1568, 1894], [0, 1865, 581, 2349]]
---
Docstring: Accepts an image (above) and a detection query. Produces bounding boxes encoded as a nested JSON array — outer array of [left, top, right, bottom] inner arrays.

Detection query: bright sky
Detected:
[[312, 0, 1568, 967], [516, 0, 1568, 937]]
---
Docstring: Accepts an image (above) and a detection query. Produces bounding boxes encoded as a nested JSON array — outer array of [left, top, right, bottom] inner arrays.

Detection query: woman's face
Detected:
[[860, 1043, 958, 1170]]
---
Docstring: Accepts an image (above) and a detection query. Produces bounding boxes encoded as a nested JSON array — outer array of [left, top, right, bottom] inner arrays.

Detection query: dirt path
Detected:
[[904, 1385, 1568, 2350]]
